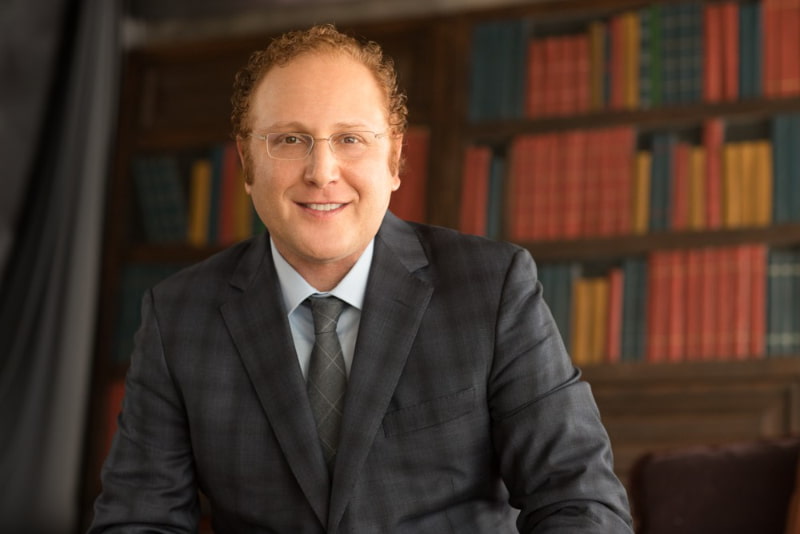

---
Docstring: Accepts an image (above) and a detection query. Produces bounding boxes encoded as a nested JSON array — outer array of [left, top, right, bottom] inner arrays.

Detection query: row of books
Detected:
[[469, 0, 800, 120], [133, 144, 262, 246], [460, 113, 800, 241], [134, 128, 431, 246], [540, 244, 800, 366]]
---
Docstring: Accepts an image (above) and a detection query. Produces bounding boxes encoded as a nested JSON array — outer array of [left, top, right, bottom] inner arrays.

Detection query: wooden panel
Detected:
[[583, 359, 800, 492]]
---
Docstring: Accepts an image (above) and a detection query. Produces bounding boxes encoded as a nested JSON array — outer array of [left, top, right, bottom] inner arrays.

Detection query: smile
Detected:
[[304, 203, 345, 212]]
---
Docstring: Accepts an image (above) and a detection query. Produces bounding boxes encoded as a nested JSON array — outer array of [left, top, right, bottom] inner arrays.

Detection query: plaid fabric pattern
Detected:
[[307, 296, 347, 470]]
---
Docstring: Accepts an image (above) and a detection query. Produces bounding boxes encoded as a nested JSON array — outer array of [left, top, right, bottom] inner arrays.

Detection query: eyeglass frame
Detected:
[[247, 130, 390, 161]]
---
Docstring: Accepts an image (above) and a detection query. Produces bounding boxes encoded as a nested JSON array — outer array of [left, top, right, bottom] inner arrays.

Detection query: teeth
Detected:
[[306, 203, 343, 212]]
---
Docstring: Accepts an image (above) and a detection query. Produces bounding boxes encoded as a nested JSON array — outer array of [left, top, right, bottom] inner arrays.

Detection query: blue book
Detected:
[[790, 115, 800, 223], [133, 156, 188, 243], [771, 116, 792, 223], [649, 132, 675, 231], [486, 153, 505, 240], [621, 258, 644, 361], [639, 7, 652, 108], [660, 4, 681, 105]]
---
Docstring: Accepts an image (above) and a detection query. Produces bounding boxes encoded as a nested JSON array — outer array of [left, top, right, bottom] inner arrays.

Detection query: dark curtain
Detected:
[[0, 0, 122, 531]]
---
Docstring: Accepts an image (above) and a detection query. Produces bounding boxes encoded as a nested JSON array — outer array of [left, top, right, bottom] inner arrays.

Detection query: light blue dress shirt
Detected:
[[270, 238, 373, 380]]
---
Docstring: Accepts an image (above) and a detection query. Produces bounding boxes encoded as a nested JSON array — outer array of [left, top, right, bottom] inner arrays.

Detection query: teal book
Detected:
[[486, 153, 505, 240], [649, 132, 675, 231], [133, 156, 188, 243], [621, 257, 648, 362], [772, 115, 792, 223]]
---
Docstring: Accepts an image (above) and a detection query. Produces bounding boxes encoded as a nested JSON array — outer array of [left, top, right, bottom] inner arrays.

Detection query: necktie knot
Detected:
[[309, 295, 345, 335]]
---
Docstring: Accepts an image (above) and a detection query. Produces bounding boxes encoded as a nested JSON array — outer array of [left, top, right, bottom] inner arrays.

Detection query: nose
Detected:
[[304, 139, 340, 188]]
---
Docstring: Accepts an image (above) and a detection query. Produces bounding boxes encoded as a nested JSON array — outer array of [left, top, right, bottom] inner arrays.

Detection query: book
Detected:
[[459, 145, 492, 235], [187, 158, 212, 247], [621, 257, 648, 361], [133, 156, 188, 243], [703, 119, 725, 229], [632, 150, 652, 234], [391, 126, 430, 223], [687, 146, 707, 230], [606, 267, 624, 363]]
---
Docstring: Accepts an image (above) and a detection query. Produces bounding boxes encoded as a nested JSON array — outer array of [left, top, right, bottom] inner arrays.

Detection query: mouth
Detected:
[[301, 202, 346, 212]]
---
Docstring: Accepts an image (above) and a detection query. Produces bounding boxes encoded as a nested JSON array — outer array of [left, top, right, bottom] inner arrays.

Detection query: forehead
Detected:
[[250, 52, 388, 129]]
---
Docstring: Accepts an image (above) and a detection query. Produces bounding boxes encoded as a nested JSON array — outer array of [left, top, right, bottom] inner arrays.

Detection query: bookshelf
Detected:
[[82, 0, 800, 528]]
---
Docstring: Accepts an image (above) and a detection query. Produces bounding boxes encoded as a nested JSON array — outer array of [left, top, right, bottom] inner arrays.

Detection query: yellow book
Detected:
[[588, 21, 607, 111], [187, 158, 212, 247], [753, 140, 773, 226], [722, 143, 743, 228], [624, 12, 640, 110], [688, 146, 706, 230], [571, 278, 592, 366], [632, 151, 652, 234], [739, 141, 758, 226]]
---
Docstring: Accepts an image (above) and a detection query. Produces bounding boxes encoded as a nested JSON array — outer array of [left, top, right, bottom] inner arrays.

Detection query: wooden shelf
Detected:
[[467, 96, 800, 145], [521, 223, 800, 263]]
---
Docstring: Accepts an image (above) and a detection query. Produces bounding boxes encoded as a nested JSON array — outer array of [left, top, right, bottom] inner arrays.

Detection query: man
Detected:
[[90, 24, 633, 533]]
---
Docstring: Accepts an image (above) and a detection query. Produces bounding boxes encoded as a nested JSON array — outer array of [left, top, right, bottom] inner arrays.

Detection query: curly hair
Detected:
[[230, 24, 408, 140]]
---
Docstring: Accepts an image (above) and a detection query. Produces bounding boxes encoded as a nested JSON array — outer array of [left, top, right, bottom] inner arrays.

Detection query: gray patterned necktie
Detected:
[[306, 296, 347, 470]]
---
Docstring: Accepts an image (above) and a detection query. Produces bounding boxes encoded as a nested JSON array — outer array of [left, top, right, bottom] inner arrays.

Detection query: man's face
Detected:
[[241, 51, 402, 276]]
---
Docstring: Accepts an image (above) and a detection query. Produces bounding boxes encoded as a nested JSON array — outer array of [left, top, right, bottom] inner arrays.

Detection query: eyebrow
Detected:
[[262, 121, 375, 132]]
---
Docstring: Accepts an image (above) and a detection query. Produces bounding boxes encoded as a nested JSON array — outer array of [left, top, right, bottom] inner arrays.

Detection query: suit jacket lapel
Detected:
[[219, 235, 331, 527], [329, 214, 434, 531]]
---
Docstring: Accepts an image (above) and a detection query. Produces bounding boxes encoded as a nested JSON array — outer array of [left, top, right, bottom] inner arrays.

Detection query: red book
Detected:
[[597, 128, 616, 236], [703, 119, 724, 229], [582, 129, 602, 237], [646, 251, 669, 362], [699, 247, 719, 359], [217, 142, 243, 245], [715, 247, 736, 359], [703, 4, 723, 102], [543, 37, 561, 116], [750, 244, 768, 358], [390, 126, 429, 222], [539, 133, 559, 240], [763, 0, 782, 97], [671, 141, 691, 230], [605, 267, 624, 363], [575, 33, 592, 113], [459, 146, 491, 235], [721, 2, 740, 101], [612, 127, 635, 235], [780, 0, 800, 96], [526, 39, 547, 117], [684, 249, 703, 360], [731, 245, 753, 359], [665, 250, 686, 362], [562, 130, 586, 239], [609, 15, 626, 110]]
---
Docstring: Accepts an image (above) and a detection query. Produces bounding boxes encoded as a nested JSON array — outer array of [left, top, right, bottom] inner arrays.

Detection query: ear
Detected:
[[236, 137, 252, 194], [390, 134, 404, 191]]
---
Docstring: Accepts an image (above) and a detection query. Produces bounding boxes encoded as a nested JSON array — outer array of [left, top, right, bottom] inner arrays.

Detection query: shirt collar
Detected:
[[270, 238, 373, 315]]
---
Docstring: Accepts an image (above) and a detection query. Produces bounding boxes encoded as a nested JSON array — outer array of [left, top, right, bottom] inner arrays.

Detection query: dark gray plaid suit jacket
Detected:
[[90, 212, 633, 533]]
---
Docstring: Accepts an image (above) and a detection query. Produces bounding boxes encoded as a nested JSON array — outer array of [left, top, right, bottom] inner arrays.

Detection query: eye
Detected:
[[278, 134, 308, 145], [337, 132, 368, 145]]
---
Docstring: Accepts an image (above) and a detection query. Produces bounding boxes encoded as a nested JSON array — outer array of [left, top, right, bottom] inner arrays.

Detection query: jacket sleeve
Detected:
[[88, 288, 199, 533], [488, 248, 634, 533]]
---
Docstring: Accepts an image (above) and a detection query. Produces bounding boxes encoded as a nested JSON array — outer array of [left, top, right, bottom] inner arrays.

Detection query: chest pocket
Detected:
[[382, 386, 476, 437]]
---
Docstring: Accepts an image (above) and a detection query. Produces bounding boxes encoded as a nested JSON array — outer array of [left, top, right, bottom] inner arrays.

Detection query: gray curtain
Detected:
[[0, 0, 122, 531]]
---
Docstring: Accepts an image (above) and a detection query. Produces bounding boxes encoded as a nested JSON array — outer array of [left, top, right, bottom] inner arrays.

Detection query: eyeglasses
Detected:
[[249, 131, 388, 160]]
